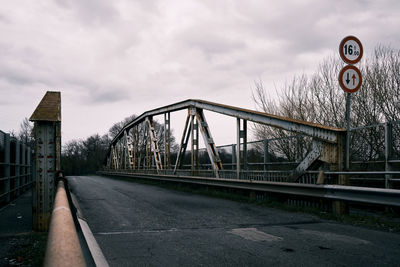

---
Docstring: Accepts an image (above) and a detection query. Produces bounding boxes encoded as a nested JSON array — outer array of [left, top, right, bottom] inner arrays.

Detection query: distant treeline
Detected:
[[61, 134, 110, 175], [61, 114, 177, 175]]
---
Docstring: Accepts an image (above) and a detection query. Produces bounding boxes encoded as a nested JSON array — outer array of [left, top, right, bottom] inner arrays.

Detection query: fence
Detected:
[[0, 130, 33, 205]]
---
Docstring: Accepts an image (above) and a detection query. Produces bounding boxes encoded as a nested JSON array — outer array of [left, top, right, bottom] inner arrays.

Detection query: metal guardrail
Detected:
[[0, 130, 33, 205], [99, 171, 400, 207], [44, 176, 86, 267]]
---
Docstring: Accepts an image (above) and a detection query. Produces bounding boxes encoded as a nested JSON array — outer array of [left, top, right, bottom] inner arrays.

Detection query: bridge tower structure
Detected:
[[30, 91, 61, 231]]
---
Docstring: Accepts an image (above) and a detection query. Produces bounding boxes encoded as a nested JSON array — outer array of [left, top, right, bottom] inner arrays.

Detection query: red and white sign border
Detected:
[[338, 65, 362, 93], [339, 35, 363, 65]]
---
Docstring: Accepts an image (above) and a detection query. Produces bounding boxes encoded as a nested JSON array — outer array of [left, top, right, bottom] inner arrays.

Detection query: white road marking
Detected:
[[228, 228, 283, 242], [96, 228, 179, 235]]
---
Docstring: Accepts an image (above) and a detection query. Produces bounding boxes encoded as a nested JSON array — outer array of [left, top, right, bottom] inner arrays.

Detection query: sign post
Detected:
[[338, 36, 363, 171]]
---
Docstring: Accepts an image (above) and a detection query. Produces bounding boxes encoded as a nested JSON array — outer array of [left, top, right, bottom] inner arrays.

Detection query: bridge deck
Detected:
[[69, 175, 400, 266]]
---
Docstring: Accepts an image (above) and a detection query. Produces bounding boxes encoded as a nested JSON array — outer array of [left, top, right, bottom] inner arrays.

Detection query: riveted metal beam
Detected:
[[146, 117, 163, 173], [110, 99, 344, 147], [195, 108, 223, 177], [174, 112, 192, 174]]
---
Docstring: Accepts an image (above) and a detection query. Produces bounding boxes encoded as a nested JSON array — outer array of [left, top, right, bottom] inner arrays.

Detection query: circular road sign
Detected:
[[338, 65, 362, 93], [339, 36, 363, 64]]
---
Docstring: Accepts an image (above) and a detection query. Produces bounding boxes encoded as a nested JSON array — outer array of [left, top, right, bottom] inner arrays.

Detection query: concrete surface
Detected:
[[0, 190, 47, 267], [68, 175, 400, 267]]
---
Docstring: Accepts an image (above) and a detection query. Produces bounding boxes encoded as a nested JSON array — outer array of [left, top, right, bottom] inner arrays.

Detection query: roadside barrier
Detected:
[[44, 173, 86, 267]]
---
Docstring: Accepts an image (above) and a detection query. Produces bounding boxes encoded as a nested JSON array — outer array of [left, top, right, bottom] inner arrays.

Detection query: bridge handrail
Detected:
[[44, 178, 86, 267]]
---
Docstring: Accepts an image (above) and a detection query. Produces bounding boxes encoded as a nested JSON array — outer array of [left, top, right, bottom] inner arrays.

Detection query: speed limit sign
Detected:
[[339, 36, 363, 64]]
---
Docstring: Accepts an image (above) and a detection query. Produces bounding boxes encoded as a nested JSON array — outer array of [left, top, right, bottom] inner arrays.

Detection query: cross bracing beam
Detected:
[[110, 99, 345, 147]]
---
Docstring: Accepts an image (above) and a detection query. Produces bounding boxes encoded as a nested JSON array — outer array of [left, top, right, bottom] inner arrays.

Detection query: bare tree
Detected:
[[253, 45, 400, 162], [18, 117, 33, 145]]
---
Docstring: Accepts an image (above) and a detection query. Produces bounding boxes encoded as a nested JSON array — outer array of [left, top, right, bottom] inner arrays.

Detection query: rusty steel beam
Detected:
[[110, 99, 345, 147], [194, 108, 223, 177], [174, 113, 192, 174], [146, 117, 163, 172]]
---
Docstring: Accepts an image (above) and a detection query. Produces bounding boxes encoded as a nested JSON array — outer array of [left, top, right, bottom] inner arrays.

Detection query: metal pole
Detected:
[[243, 120, 247, 171], [385, 122, 393, 189], [263, 140, 269, 172], [190, 113, 195, 175], [195, 119, 199, 172], [164, 112, 171, 169], [231, 144, 236, 170], [345, 92, 351, 170], [236, 118, 241, 179]]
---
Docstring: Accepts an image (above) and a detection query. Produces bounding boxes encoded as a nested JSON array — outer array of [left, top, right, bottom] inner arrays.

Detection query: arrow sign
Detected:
[[338, 65, 362, 93]]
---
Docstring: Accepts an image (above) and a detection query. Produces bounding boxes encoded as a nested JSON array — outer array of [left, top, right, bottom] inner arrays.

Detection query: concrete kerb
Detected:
[[70, 192, 110, 267]]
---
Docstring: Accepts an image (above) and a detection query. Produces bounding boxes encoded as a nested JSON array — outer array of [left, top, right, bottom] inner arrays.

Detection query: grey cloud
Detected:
[[1, 0, 400, 143], [54, 0, 120, 26], [0, 13, 10, 23], [89, 89, 131, 104], [179, 27, 247, 56]]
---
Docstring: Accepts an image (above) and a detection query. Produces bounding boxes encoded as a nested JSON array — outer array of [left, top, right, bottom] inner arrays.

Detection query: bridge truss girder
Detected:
[[105, 99, 346, 181]]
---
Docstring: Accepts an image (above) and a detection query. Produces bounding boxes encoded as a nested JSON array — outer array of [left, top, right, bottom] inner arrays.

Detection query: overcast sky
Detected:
[[1, 0, 400, 146]]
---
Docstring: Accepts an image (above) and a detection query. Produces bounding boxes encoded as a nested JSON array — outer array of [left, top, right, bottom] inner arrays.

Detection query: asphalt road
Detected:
[[68, 175, 400, 267]]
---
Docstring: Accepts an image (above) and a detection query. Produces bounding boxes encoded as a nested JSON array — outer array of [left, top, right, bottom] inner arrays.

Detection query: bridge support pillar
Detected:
[[30, 91, 61, 231]]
